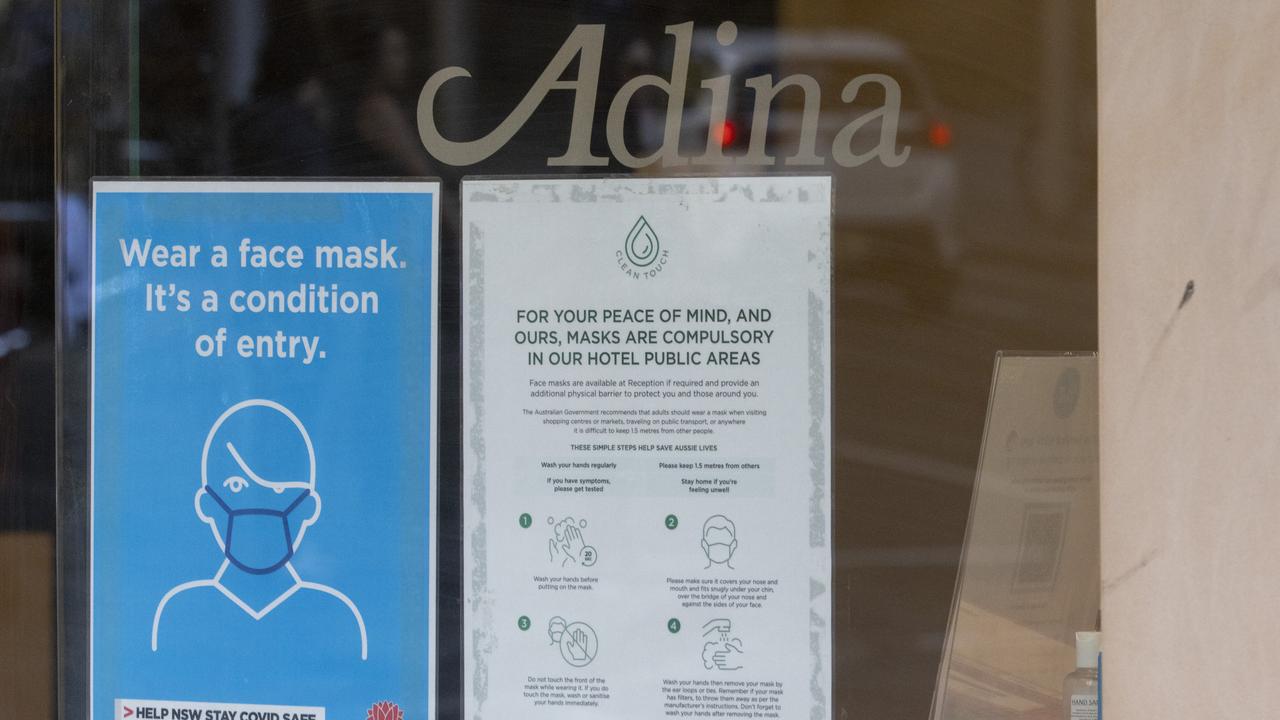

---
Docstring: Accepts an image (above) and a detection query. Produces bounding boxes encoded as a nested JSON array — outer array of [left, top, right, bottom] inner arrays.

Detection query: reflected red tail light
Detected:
[[715, 119, 739, 149], [928, 120, 952, 149]]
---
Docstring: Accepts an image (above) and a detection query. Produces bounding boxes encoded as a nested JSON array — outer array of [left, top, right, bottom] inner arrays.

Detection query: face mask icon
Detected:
[[702, 540, 738, 565], [701, 515, 738, 569], [153, 399, 368, 661], [204, 484, 312, 574]]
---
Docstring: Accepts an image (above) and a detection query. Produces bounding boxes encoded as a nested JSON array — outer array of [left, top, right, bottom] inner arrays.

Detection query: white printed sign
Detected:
[[462, 177, 832, 719]]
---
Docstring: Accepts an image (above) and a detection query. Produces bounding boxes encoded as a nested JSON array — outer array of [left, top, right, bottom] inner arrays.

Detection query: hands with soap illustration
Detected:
[[547, 516, 598, 568], [702, 618, 745, 671]]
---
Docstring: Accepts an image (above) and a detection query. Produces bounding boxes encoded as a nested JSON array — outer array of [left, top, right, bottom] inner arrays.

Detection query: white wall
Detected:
[[1099, 1, 1280, 715]]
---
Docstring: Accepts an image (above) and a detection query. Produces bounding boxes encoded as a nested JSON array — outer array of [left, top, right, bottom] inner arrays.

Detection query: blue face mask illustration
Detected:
[[204, 485, 311, 574]]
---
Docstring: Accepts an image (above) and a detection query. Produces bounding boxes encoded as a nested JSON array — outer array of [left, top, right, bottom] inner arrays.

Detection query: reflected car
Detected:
[[635, 29, 960, 296]]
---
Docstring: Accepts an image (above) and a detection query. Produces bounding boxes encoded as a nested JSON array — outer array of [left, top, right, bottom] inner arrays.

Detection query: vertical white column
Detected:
[[1099, 1, 1280, 717]]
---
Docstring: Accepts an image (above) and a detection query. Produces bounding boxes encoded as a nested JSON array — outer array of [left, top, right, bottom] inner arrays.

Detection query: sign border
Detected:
[[88, 177, 441, 720]]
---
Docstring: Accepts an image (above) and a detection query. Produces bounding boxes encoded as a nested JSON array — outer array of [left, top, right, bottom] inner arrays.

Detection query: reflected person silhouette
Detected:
[[231, 16, 333, 176], [338, 20, 433, 177]]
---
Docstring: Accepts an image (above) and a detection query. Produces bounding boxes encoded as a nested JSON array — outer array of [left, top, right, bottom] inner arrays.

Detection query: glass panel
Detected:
[[35, 1, 1101, 719], [1, 1, 57, 718]]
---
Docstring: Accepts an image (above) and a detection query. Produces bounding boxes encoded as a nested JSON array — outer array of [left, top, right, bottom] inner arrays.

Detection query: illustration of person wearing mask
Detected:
[[151, 399, 367, 659], [701, 515, 738, 570]]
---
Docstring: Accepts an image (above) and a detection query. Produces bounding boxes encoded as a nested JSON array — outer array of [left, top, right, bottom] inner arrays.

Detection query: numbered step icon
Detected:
[[548, 616, 598, 668]]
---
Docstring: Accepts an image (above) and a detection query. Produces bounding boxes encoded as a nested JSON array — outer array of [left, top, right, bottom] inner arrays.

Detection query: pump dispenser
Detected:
[[1062, 631, 1100, 719]]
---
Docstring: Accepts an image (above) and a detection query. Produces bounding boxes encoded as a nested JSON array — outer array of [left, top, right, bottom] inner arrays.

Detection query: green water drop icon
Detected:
[[625, 216, 660, 267]]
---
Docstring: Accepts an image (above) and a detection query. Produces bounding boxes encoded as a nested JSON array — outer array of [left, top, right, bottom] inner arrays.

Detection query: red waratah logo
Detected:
[[366, 701, 403, 720]]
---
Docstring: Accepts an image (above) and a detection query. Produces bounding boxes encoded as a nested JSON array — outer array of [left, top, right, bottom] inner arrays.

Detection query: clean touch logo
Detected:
[[617, 217, 668, 279], [624, 217, 660, 267]]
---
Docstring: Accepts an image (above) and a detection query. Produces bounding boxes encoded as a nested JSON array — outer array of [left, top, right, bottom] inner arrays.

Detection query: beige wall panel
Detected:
[[1099, 1, 1280, 716]]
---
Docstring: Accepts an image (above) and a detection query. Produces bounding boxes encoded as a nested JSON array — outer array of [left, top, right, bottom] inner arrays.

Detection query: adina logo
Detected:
[[617, 216, 669, 279], [366, 701, 403, 720]]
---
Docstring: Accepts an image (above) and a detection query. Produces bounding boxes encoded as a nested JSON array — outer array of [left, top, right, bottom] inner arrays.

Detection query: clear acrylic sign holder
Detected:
[[930, 352, 1100, 720]]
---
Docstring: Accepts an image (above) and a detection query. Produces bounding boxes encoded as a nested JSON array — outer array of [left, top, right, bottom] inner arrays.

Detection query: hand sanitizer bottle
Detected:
[[1063, 631, 1100, 720]]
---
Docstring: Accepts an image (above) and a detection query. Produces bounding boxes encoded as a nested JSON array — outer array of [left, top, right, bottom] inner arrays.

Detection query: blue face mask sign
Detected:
[[90, 180, 438, 720]]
